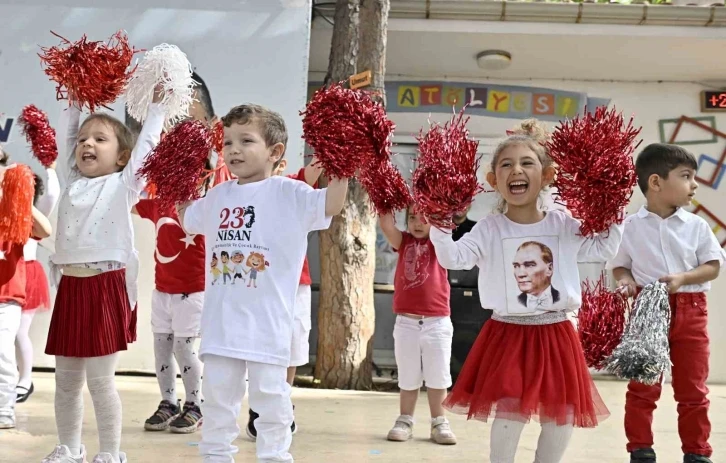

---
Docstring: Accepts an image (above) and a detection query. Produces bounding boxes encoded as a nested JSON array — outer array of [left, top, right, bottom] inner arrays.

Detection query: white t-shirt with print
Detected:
[[183, 176, 332, 366], [430, 210, 623, 316]]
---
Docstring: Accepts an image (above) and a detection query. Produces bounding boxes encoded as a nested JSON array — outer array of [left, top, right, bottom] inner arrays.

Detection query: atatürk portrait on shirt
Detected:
[[512, 241, 560, 310]]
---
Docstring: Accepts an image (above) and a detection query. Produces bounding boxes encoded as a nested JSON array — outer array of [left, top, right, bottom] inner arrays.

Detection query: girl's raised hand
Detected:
[[152, 83, 166, 104]]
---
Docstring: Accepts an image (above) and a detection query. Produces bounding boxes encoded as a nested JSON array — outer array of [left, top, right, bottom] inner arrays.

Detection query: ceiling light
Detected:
[[476, 50, 512, 71]]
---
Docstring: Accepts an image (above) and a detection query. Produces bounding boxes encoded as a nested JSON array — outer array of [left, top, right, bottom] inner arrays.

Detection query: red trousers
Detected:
[[624, 292, 711, 457]]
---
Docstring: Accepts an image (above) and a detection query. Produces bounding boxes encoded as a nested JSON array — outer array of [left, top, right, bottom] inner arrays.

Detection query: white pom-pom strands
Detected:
[[125, 43, 195, 127]]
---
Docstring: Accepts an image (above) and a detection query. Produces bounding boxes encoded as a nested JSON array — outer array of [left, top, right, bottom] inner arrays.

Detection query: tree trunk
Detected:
[[314, 0, 389, 390]]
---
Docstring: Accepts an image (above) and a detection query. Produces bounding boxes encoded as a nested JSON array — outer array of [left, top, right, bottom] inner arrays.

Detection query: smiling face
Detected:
[[488, 143, 553, 210], [223, 121, 283, 184], [249, 254, 263, 269], [512, 243, 553, 296], [75, 118, 130, 178]]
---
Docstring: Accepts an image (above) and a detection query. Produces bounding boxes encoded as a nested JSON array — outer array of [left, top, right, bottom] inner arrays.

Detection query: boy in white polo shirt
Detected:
[[609, 143, 725, 463], [179, 104, 348, 462]]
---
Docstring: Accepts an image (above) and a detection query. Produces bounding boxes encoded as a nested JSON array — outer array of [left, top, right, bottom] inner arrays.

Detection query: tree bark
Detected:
[[315, 0, 389, 390]]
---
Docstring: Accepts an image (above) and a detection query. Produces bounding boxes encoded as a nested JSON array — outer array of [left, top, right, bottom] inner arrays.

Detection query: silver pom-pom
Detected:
[[605, 281, 671, 385], [124, 43, 195, 127]]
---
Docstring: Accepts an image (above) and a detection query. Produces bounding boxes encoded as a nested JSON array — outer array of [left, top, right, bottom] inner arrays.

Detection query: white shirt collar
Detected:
[[636, 205, 689, 222]]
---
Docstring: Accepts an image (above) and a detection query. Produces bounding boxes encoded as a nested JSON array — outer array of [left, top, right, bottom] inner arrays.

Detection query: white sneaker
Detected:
[[91, 453, 127, 463], [0, 411, 15, 429], [386, 415, 414, 441], [41, 445, 87, 463], [91, 452, 126, 463], [430, 416, 457, 445]]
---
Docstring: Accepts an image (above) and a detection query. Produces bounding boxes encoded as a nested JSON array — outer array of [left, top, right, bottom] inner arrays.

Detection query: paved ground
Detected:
[[1, 373, 724, 462]]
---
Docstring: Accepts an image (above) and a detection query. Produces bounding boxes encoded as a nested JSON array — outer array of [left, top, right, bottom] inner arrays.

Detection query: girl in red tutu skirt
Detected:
[[429, 119, 624, 463], [15, 166, 60, 404], [42, 87, 167, 463]]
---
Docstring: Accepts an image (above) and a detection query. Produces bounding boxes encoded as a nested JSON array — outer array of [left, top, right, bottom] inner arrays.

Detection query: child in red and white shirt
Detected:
[[0, 164, 53, 430], [379, 207, 457, 445], [135, 193, 207, 434], [131, 73, 216, 435], [245, 157, 323, 439]]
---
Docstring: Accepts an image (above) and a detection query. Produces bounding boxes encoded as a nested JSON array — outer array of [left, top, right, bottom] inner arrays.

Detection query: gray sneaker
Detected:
[[430, 416, 457, 445], [41, 445, 87, 463], [0, 411, 15, 429], [386, 415, 414, 441], [91, 452, 127, 463]]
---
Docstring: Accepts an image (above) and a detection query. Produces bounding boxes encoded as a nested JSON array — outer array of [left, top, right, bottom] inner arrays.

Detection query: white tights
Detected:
[[55, 354, 122, 462], [490, 418, 574, 463], [15, 310, 35, 390]]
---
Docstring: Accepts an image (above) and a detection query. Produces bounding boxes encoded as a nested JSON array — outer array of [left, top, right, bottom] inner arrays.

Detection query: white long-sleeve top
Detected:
[[430, 210, 623, 316], [51, 102, 164, 308], [23, 168, 60, 262]]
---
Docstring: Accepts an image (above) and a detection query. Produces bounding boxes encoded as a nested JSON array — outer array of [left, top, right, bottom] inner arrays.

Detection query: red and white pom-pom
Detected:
[[0, 165, 35, 244], [39, 30, 138, 112], [125, 44, 195, 127], [548, 106, 641, 237], [412, 107, 483, 230], [578, 274, 631, 370], [138, 120, 212, 213], [301, 83, 395, 179], [359, 160, 413, 215], [19, 105, 58, 167]]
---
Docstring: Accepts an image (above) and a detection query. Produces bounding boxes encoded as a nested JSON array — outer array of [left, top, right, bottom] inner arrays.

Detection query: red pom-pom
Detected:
[[0, 165, 35, 244], [301, 83, 394, 179], [578, 274, 631, 370], [39, 30, 139, 112], [138, 120, 213, 213], [212, 120, 224, 156], [359, 160, 413, 215], [19, 105, 58, 167], [547, 106, 641, 237], [412, 107, 483, 230]]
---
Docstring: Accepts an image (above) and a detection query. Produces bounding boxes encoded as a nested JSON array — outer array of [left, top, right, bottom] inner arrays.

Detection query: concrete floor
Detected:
[[1, 373, 724, 463]]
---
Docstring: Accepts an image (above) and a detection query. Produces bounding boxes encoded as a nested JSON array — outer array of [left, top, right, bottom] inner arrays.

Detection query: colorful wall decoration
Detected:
[[309, 81, 610, 122], [660, 114, 726, 247]]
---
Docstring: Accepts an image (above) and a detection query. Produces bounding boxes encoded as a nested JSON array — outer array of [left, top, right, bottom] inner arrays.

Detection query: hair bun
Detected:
[[509, 118, 549, 143]]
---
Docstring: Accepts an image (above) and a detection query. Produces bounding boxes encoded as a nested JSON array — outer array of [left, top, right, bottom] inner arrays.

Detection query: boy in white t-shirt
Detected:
[[178, 104, 348, 463]]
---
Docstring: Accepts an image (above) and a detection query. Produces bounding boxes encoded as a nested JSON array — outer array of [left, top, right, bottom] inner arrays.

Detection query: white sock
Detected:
[[490, 418, 526, 463], [533, 422, 574, 463], [54, 357, 86, 456], [173, 336, 202, 405], [154, 334, 177, 403], [14, 310, 34, 389], [87, 354, 121, 462]]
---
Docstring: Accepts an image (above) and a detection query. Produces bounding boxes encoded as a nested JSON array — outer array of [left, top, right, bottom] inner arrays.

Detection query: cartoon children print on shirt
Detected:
[[221, 251, 233, 284], [402, 239, 432, 290], [503, 236, 563, 314], [210, 252, 222, 285], [231, 250, 245, 284], [244, 252, 268, 288]]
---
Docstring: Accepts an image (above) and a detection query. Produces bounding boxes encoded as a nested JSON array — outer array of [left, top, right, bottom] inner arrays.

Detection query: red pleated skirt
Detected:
[[45, 269, 137, 358], [444, 318, 609, 428], [24, 260, 51, 311]]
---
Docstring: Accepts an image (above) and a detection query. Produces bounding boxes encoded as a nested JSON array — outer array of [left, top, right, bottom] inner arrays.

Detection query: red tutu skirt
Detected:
[[45, 269, 137, 358], [444, 317, 609, 428], [24, 260, 51, 311]]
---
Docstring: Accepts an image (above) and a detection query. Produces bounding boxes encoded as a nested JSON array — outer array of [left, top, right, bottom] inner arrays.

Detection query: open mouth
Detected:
[[81, 152, 97, 162], [229, 159, 244, 165], [508, 181, 528, 195]]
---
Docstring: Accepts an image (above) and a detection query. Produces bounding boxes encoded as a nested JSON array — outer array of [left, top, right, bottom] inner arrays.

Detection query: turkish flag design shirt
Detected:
[[136, 199, 206, 294]]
